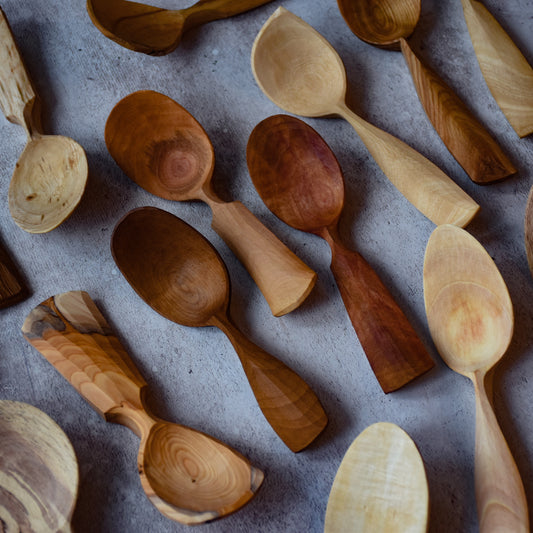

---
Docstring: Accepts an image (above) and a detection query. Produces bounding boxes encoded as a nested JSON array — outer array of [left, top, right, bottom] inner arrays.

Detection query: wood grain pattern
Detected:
[[111, 207, 328, 451], [525, 185, 533, 278], [22, 290, 263, 525], [0, 239, 27, 308]]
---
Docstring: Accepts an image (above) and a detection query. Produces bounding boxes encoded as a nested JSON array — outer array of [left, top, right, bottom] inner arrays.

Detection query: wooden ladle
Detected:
[[247, 115, 434, 393], [111, 206, 328, 452], [423, 224, 528, 532], [336, 0, 516, 183], [0, 8, 88, 234], [251, 7, 479, 228], [22, 290, 263, 525], [105, 90, 315, 317]]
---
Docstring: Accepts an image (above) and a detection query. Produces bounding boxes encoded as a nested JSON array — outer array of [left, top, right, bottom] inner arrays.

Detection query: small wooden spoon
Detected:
[[0, 8, 88, 234], [251, 7, 479, 228], [247, 115, 434, 393], [0, 238, 27, 308], [87, 0, 272, 56], [22, 290, 263, 525], [336, 0, 515, 184], [324, 422, 429, 533], [525, 185, 533, 277], [0, 400, 79, 532], [423, 224, 528, 533], [111, 206, 328, 452]]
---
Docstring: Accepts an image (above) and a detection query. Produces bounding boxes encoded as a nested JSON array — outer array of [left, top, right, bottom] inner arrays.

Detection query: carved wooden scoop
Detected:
[[251, 7, 479, 227], [247, 115, 434, 393], [0, 238, 27, 308], [423, 224, 528, 532], [336, 0, 515, 183], [111, 206, 328, 452], [22, 290, 263, 525]]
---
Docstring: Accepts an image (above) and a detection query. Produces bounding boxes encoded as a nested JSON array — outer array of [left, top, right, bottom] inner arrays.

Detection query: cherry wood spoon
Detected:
[[525, 185, 533, 278], [247, 115, 433, 393], [336, 0, 515, 183], [22, 290, 263, 525], [251, 7, 479, 228], [105, 90, 316, 317], [0, 238, 27, 308], [111, 206, 328, 452], [423, 224, 528, 533]]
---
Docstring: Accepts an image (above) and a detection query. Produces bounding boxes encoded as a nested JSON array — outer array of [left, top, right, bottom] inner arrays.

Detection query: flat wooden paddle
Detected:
[[0, 239, 26, 308]]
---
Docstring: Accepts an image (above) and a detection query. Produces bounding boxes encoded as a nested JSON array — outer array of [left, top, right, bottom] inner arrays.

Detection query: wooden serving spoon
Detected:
[[423, 224, 528, 533], [336, 0, 515, 184], [111, 206, 328, 452], [525, 185, 533, 277], [0, 8, 88, 234], [324, 422, 429, 533], [0, 400, 79, 532], [0, 238, 27, 308], [87, 0, 272, 56], [22, 290, 264, 525], [105, 90, 316, 317], [251, 7, 479, 228], [247, 115, 433, 393]]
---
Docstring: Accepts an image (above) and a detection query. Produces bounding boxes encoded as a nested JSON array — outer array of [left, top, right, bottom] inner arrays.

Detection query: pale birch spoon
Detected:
[[423, 224, 528, 533], [251, 7, 479, 228], [525, 185, 533, 277]]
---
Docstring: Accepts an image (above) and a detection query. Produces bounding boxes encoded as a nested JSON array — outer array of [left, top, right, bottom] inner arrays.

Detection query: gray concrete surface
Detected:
[[0, 0, 532, 531]]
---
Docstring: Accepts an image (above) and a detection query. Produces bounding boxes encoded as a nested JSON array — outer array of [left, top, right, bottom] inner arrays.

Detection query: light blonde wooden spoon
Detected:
[[251, 7, 480, 228], [423, 224, 528, 533], [525, 185, 533, 277]]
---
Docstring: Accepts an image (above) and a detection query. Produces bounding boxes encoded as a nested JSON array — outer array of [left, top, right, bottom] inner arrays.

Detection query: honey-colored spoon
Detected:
[[251, 7, 479, 228], [247, 115, 434, 393], [0, 8, 88, 234], [423, 224, 528, 533], [111, 206, 328, 452], [525, 185, 533, 278], [336, 0, 515, 183], [22, 290, 263, 525], [105, 90, 315, 317]]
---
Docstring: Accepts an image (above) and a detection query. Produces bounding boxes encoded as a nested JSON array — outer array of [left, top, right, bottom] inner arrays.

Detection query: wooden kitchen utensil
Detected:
[[111, 207, 328, 452], [0, 239, 27, 308], [423, 224, 528, 533], [247, 115, 433, 393], [22, 290, 263, 525], [525, 186, 533, 277]]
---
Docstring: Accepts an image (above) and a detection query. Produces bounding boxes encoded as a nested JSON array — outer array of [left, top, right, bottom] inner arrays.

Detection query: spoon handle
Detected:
[[184, 0, 273, 29], [0, 240, 26, 309]]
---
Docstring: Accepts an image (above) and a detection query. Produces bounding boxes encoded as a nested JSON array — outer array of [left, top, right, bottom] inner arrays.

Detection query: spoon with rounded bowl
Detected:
[[251, 7, 479, 228], [423, 224, 528, 532]]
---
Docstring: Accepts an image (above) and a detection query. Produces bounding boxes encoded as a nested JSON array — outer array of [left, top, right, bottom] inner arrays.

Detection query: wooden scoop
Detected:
[[247, 115, 434, 393], [525, 185, 533, 277], [423, 224, 528, 533], [0, 400, 78, 532], [324, 422, 429, 533], [336, 0, 516, 183], [111, 206, 328, 452], [22, 290, 263, 525], [251, 7, 479, 227], [0, 238, 27, 308], [0, 8, 88, 234]]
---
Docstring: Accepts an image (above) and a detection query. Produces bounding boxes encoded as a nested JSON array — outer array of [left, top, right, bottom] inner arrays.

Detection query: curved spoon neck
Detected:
[[107, 396, 157, 439]]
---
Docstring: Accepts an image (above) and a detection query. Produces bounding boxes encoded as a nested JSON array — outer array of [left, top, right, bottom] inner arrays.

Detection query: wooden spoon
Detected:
[[0, 400, 78, 532], [0, 8, 88, 234], [111, 206, 328, 452], [22, 290, 263, 525], [0, 238, 27, 308], [251, 7, 480, 228], [324, 422, 429, 533], [105, 90, 316, 317], [247, 115, 434, 393], [525, 185, 533, 277], [423, 224, 528, 533], [87, 0, 272, 56], [336, 0, 515, 184]]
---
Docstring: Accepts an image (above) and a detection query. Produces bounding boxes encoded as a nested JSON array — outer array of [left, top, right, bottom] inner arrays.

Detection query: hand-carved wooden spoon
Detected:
[[0, 238, 27, 308], [0, 8, 88, 233], [22, 290, 263, 525], [105, 90, 315, 317], [525, 185, 533, 278], [336, 0, 515, 183], [247, 115, 433, 393], [111, 206, 328, 452], [87, 0, 272, 56], [423, 224, 528, 533], [251, 7, 479, 228], [0, 400, 78, 533]]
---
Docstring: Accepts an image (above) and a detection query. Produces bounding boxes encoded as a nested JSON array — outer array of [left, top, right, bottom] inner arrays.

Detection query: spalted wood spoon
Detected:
[[247, 115, 433, 393], [105, 90, 316, 317], [337, 0, 515, 183], [251, 7, 479, 227], [22, 290, 263, 525], [111, 206, 328, 452], [424, 225, 528, 532]]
